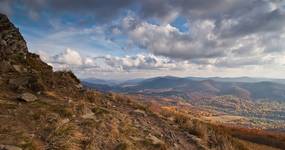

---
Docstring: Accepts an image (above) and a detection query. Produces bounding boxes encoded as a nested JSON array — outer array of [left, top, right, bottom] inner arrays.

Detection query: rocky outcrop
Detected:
[[0, 13, 80, 96], [0, 14, 27, 61]]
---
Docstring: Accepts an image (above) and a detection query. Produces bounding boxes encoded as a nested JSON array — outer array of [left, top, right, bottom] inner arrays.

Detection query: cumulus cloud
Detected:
[[52, 48, 83, 65], [38, 48, 84, 71], [120, 17, 251, 61], [103, 54, 185, 71]]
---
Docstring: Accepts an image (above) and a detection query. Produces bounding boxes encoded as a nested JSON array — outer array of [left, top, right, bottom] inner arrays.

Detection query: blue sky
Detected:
[[1, 0, 285, 79]]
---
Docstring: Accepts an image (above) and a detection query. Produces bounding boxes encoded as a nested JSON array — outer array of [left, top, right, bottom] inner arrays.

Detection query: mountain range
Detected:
[[82, 76, 285, 101]]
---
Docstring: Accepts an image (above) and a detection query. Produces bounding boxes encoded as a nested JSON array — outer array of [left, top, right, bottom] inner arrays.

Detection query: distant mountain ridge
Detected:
[[82, 76, 285, 101], [83, 76, 285, 85]]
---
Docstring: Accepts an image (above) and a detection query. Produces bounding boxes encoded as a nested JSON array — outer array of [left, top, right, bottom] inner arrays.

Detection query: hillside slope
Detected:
[[0, 14, 284, 150]]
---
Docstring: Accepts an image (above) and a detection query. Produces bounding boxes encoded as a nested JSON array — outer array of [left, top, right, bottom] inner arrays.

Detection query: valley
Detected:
[[83, 77, 285, 131]]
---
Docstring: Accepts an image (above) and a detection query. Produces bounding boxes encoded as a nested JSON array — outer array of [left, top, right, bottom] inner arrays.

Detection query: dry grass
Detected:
[[160, 107, 249, 150]]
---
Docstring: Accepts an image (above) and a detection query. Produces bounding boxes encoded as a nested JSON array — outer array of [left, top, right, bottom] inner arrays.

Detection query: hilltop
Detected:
[[0, 14, 285, 150]]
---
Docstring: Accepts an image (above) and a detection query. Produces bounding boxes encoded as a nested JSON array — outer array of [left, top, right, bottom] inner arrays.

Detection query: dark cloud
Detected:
[[11, 0, 285, 27], [15, 0, 134, 22], [220, 9, 285, 38], [0, 0, 12, 15], [49, 0, 133, 21]]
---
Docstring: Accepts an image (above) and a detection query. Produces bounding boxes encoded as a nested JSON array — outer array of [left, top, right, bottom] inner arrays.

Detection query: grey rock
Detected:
[[81, 107, 95, 119], [12, 65, 22, 73], [75, 84, 83, 89], [19, 92, 38, 102], [131, 109, 147, 116], [60, 118, 70, 124], [82, 112, 95, 119]]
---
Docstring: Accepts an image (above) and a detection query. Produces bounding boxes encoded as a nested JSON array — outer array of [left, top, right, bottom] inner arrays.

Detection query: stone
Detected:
[[131, 109, 147, 116], [13, 65, 22, 73], [0, 145, 22, 150], [61, 118, 70, 124], [19, 92, 38, 102], [75, 84, 83, 89], [168, 117, 175, 121], [82, 112, 95, 119]]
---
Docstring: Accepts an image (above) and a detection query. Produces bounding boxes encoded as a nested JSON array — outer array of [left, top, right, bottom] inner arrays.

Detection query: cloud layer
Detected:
[[39, 48, 285, 79], [2, 0, 285, 78], [42, 48, 187, 72]]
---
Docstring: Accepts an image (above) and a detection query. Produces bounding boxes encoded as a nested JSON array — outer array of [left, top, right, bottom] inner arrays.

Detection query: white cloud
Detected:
[[53, 48, 83, 65], [39, 48, 191, 73]]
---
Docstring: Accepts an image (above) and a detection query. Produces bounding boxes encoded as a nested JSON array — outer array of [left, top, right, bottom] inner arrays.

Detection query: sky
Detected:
[[1, 0, 285, 80]]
